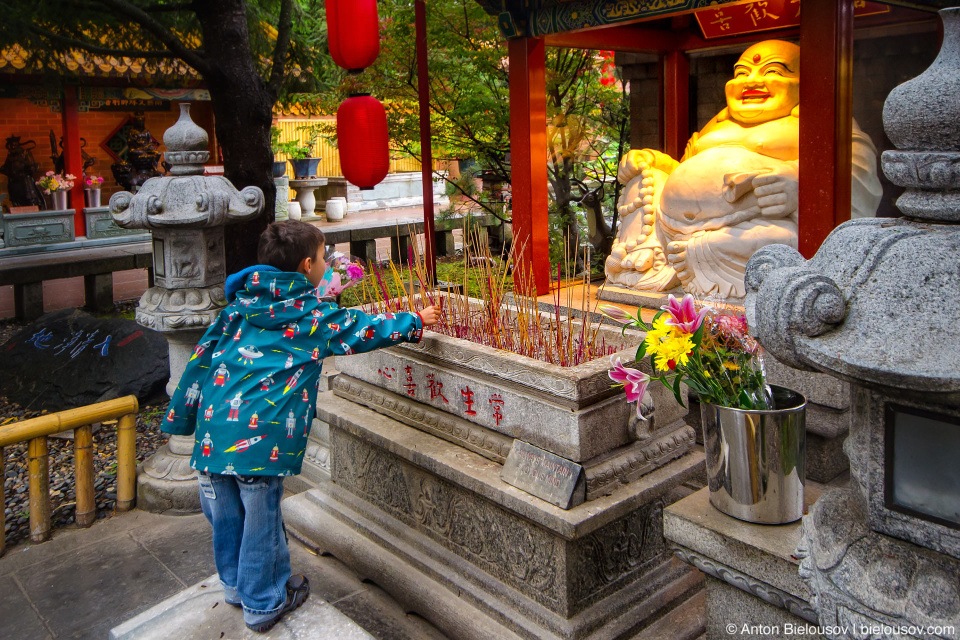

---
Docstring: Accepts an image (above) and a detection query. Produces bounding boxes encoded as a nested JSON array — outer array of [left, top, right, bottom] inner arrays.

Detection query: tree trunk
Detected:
[[194, 0, 276, 274]]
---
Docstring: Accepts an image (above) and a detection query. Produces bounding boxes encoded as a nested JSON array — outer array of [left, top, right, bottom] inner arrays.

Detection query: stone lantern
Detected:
[[745, 8, 960, 637], [110, 103, 264, 512]]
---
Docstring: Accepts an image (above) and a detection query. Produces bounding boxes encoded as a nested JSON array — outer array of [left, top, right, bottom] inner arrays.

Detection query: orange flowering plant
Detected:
[[602, 294, 770, 413]]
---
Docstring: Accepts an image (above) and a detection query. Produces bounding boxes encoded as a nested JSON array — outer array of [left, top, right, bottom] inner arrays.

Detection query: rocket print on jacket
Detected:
[[162, 269, 424, 477]]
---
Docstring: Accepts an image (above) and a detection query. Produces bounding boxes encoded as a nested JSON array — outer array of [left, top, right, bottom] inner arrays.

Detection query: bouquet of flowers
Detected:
[[85, 175, 104, 188], [317, 252, 366, 299], [36, 171, 76, 194], [603, 294, 770, 418]]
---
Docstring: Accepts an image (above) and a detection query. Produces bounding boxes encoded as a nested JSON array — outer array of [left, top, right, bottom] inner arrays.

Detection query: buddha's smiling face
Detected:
[[725, 40, 800, 125]]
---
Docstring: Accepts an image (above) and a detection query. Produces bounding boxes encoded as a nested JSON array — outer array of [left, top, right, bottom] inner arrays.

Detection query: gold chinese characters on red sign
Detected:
[[696, 0, 889, 39]]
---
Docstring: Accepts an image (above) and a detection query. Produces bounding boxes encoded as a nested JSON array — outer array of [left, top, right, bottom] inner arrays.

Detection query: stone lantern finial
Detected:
[[163, 103, 210, 177]]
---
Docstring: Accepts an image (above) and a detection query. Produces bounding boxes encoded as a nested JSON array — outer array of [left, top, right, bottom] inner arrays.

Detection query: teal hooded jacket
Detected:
[[162, 267, 422, 477]]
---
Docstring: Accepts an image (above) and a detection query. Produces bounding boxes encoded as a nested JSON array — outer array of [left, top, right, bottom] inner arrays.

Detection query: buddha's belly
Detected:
[[660, 146, 787, 229]]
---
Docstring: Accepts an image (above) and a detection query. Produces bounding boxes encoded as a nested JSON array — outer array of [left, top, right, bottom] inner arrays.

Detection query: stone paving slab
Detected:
[[110, 571, 375, 640], [0, 503, 449, 640], [0, 509, 217, 640]]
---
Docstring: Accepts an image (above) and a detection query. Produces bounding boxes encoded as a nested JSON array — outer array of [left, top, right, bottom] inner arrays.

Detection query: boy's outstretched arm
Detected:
[[162, 312, 227, 436], [319, 304, 438, 356]]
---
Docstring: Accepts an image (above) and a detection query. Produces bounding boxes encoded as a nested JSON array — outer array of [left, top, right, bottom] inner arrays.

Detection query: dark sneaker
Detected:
[[246, 575, 310, 633]]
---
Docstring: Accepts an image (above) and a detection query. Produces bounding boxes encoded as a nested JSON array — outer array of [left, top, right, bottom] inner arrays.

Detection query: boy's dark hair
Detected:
[[257, 221, 326, 272]]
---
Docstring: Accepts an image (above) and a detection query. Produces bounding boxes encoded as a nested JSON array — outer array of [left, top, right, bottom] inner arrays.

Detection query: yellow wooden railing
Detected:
[[0, 396, 139, 556], [273, 118, 423, 178]]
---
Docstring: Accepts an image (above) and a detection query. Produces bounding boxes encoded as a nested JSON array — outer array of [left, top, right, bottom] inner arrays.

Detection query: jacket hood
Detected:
[[233, 269, 321, 329]]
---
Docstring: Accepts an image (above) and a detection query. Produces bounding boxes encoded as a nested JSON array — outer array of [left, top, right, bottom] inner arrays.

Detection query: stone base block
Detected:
[[286, 485, 703, 640], [666, 488, 825, 640], [705, 578, 824, 640], [287, 395, 706, 640], [597, 283, 681, 309]]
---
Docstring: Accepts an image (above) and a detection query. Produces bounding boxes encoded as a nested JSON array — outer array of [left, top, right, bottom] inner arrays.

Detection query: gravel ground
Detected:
[[1, 301, 168, 550]]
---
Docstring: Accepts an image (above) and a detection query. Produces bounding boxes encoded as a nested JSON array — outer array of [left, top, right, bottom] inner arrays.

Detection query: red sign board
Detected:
[[696, 0, 890, 39]]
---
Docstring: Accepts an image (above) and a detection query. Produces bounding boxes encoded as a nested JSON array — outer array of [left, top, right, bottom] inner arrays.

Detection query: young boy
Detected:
[[162, 220, 438, 632]]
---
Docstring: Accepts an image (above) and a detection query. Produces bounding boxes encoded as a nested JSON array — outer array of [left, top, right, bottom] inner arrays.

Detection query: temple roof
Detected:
[[0, 44, 201, 81], [475, 0, 953, 38]]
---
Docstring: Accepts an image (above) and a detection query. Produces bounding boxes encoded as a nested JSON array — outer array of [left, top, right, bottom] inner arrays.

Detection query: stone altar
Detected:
[[745, 10, 960, 638], [110, 103, 264, 512], [283, 315, 707, 639], [605, 39, 883, 300]]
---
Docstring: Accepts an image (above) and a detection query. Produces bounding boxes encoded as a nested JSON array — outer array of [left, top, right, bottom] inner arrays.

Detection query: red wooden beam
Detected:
[[508, 37, 550, 295], [61, 86, 85, 236], [545, 24, 678, 52], [799, 0, 854, 258], [663, 50, 689, 160], [415, 0, 436, 284]]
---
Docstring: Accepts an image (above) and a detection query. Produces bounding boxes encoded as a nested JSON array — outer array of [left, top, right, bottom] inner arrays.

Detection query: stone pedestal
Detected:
[[137, 329, 205, 513], [274, 176, 289, 221], [665, 488, 824, 640], [289, 177, 328, 219], [285, 392, 706, 640]]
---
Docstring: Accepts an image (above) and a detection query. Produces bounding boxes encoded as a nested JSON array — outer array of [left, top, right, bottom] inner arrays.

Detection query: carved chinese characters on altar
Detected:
[[377, 364, 506, 428], [605, 39, 883, 299]]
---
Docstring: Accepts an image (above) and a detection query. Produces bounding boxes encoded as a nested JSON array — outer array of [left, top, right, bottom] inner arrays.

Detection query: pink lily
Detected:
[[609, 356, 650, 418], [598, 304, 633, 324], [661, 294, 708, 334]]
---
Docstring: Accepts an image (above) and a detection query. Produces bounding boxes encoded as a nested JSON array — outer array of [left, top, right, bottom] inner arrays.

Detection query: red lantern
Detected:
[[337, 95, 389, 190], [326, 0, 380, 73]]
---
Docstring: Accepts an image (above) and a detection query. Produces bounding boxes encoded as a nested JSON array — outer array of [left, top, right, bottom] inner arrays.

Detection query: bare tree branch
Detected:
[[88, 0, 210, 74], [266, 0, 294, 97], [143, 1, 194, 11], [22, 22, 186, 59]]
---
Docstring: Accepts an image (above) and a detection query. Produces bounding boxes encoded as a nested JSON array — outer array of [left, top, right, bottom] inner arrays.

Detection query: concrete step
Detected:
[[631, 586, 706, 640], [111, 531, 449, 640]]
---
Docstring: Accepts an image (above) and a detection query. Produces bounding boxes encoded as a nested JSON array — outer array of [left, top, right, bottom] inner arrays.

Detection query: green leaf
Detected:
[[692, 323, 705, 346], [636, 340, 647, 360], [672, 374, 686, 408]]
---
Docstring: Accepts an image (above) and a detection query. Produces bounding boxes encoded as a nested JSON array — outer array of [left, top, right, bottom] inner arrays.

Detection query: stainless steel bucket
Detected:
[[700, 385, 806, 524]]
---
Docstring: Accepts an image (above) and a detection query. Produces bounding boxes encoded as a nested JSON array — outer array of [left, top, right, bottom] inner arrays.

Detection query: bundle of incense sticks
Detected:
[[359, 224, 622, 367]]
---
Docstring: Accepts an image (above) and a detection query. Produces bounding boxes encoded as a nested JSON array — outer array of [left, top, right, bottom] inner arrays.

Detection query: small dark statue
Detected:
[[111, 113, 162, 192], [0, 135, 46, 208], [49, 131, 96, 177]]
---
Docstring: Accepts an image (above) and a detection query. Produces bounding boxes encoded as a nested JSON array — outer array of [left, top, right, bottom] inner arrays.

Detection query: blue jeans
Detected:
[[198, 473, 290, 626]]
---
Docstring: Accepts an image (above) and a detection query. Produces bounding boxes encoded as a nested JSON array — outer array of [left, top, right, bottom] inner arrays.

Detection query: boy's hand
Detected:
[[419, 306, 440, 327]]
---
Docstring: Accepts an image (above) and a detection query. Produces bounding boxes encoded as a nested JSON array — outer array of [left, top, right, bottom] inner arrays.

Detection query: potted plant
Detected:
[[286, 125, 324, 179], [270, 127, 290, 178], [601, 295, 807, 524], [36, 171, 75, 210], [84, 175, 104, 207]]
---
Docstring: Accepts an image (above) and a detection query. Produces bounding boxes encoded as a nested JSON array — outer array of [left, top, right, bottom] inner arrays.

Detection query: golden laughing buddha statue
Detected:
[[606, 40, 882, 299]]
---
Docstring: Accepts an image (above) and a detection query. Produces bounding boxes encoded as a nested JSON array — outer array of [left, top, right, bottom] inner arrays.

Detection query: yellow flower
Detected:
[[652, 332, 695, 372], [723, 361, 740, 371], [645, 316, 673, 343]]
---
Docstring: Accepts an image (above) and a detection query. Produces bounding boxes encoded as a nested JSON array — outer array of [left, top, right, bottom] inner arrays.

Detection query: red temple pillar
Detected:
[[415, 0, 436, 283], [508, 37, 550, 294], [61, 86, 85, 237], [799, 0, 854, 258], [663, 50, 689, 160]]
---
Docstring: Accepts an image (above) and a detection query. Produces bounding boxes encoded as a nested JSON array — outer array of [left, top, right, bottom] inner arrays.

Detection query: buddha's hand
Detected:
[[752, 164, 799, 219], [618, 149, 679, 184]]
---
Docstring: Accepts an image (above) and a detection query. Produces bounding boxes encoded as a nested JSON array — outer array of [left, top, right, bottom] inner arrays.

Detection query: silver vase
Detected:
[[700, 385, 806, 524]]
